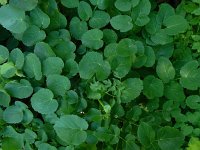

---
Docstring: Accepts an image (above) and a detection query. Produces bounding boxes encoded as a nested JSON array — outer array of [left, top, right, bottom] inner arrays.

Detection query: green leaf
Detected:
[[78, 1, 93, 21], [137, 122, 155, 146], [144, 46, 155, 67], [9, 48, 24, 69], [61, 0, 79, 8], [0, 5, 27, 34], [30, 7, 50, 29], [117, 38, 137, 57], [187, 137, 200, 150], [151, 29, 173, 45], [3, 105, 23, 123], [43, 57, 64, 76], [164, 81, 185, 103], [2, 137, 22, 150], [114, 0, 132, 12], [0, 45, 9, 64], [81, 29, 104, 50], [46, 74, 71, 96], [5, 79, 33, 99], [156, 57, 175, 83], [0, 0, 7, 5], [121, 78, 143, 103], [9, 0, 38, 11], [123, 134, 140, 150], [31, 88, 58, 114], [64, 59, 79, 77], [110, 15, 133, 32], [54, 115, 88, 145], [157, 127, 184, 150], [186, 95, 200, 109], [143, 75, 164, 99], [89, 10, 110, 29], [22, 25, 46, 46], [69, 17, 88, 40], [79, 52, 111, 80], [0, 62, 17, 78], [34, 42, 56, 61], [163, 15, 188, 35], [0, 89, 11, 107], [37, 143, 57, 150], [180, 60, 200, 90], [23, 53, 42, 80], [103, 29, 118, 44]]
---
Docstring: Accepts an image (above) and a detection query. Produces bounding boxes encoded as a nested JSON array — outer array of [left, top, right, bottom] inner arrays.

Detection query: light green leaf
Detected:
[[163, 15, 188, 35], [30, 7, 50, 29], [117, 38, 137, 57], [110, 15, 133, 32], [89, 10, 110, 28], [143, 75, 164, 99], [0, 89, 11, 107], [46, 74, 71, 96], [0, 45, 9, 64], [23, 53, 42, 80], [0, 0, 7, 5], [186, 95, 200, 109], [54, 115, 88, 145], [2, 137, 22, 150], [156, 57, 175, 83], [61, 0, 79, 8], [79, 52, 111, 80], [121, 78, 143, 103], [3, 105, 23, 123], [115, 0, 132, 12], [9, 0, 38, 11], [180, 60, 200, 90], [31, 88, 58, 114], [22, 25, 46, 46], [0, 5, 27, 34], [137, 122, 155, 146], [34, 42, 56, 61], [5, 79, 33, 99], [157, 127, 184, 150], [69, 17, 88, 40], [43, 57, 64, 76], [9, 48, 24, 69], [78, 1, 92, 21], [0, 62, 17, 78], [81, 29, 104, 50]]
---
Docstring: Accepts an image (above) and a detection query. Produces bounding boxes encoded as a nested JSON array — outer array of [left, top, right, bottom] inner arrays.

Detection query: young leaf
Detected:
[[157, 127, 184, 150], [9, 48, 24, 69], [54, 115, 88, 145], [156, 57, 175, 83], [31, 88, 58, 114], [43, 57, 64, 76], [137, 122, 155, 147], [81, 29, 104, 50], [0, 62, 17, 78], [23, 53, 42, 80], [0, 5, 27, 34], [143, 75, 164, 99], [46, 74, 71, 96], [5, 79, 33, 99], [3, 105, 23, 124], [79, 52, 111, 80], [0, 45, 9, 64], [89, 10, 110, 29], [61, 0, 79, 8], [110, 15, 133, 32], [121, 78, 143, 103], [78, 1, 93, 21]]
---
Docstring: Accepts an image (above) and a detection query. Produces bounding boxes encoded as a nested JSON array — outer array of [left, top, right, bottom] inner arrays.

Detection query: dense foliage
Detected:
[[0, 0, 200, 149]]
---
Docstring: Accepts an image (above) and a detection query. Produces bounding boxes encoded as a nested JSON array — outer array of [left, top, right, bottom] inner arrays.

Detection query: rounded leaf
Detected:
[[78, 1, 92, 21], [31, 88, 58, 114], [54, 115, 88, 145], [61, 0, 79, 8], [3, 106, 23, 123], [81, 29, 104, 50], [0, 45, 9, 64], [46, 74, 71, 96], [186, 95, 200, 109], [110, 15, 133, 32]]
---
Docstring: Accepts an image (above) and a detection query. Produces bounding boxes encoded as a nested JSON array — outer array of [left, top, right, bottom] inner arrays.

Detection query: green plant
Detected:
[[0, 0, 198, 149]]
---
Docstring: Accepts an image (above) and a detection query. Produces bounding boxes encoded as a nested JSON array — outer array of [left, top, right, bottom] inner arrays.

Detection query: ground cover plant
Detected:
[[0, 0, 200, 149]]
